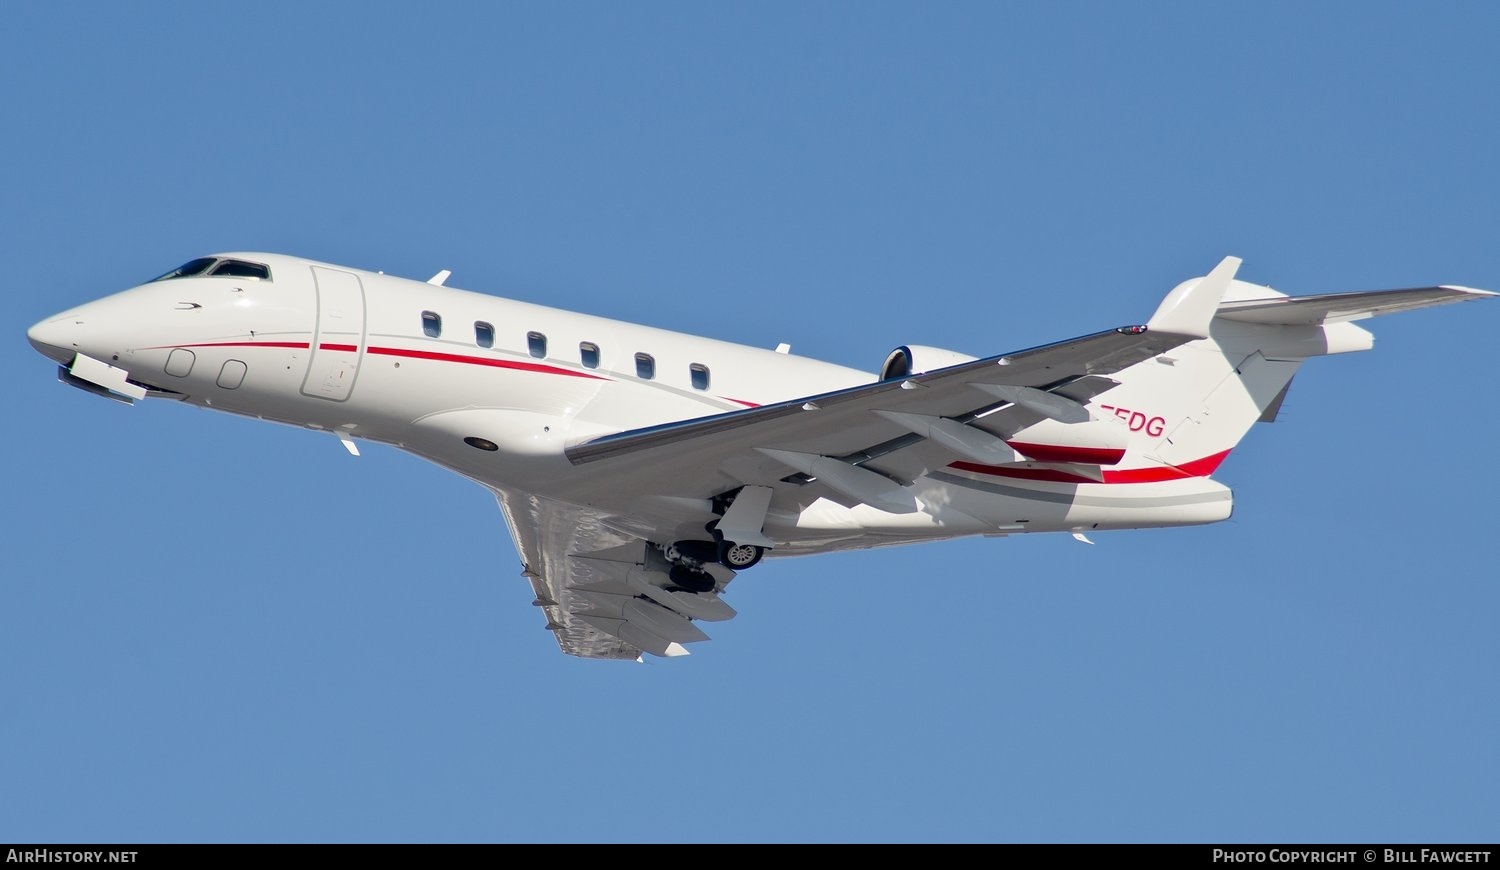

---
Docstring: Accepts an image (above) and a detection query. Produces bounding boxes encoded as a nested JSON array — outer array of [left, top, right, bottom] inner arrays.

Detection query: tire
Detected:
[[668, 563, 716, 593], [718, 541, 764, 570], [670, 539, 718, 565]]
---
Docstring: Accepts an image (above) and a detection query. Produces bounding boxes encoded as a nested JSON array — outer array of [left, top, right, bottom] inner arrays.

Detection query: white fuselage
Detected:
[[26, 252, 1233, 556]]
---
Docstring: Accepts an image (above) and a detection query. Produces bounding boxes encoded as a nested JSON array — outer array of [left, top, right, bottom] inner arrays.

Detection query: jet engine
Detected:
[[880, 345, 978, 380]]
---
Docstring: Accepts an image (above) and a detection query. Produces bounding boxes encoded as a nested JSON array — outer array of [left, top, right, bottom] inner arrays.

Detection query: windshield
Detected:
[[148, 257, 272, 282], [149, 257, 217, 282], [210, 259, 270, 279]]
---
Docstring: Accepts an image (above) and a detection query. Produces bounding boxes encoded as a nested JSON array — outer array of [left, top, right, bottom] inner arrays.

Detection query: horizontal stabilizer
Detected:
[[1216, 285, 1496, 325]]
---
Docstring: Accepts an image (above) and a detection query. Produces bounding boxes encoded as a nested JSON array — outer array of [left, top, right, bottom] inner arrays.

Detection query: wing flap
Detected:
[[574, 591, 712, 645], [494, 488, 738, 660]]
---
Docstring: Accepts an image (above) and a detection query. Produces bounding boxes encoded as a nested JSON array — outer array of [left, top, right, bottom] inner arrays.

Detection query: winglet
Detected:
[[427, 269, 452, 286], [1146, 256, 1241, 339]]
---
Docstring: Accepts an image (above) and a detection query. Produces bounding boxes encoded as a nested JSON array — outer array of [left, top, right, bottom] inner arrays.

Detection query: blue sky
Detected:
[[3, 1, 1497, 843]]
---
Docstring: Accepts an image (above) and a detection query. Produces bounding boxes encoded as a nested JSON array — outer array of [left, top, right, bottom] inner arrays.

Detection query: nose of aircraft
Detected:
[[27, 314, 78, 365]]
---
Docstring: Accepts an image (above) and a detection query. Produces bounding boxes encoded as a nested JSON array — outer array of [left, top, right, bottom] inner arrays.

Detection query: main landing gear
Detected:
[[667, 563, 717, 593], [659, 485, 773, 591], [659, 536, 767, 593], [660, 540, 722, 593]]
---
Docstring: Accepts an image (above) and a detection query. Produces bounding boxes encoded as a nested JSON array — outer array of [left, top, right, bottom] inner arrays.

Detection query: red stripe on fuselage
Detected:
[[147, 341, 781, 405], [950, 449, 1232, 485], [950, 463, 1099, 484], [365, 346, 607, 379], [145, 341, 310, 350], [1005, 441, 1126, 465], [149, 340, 606, 380]]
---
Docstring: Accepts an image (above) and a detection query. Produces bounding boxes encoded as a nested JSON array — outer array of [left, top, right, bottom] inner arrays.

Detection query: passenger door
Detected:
[[300, 266, 366, 401]]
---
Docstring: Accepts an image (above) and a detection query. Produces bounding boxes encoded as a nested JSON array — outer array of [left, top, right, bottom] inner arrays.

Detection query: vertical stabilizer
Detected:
[[1088, 265, 1438, 476], [1093, 269, 1492, 477]]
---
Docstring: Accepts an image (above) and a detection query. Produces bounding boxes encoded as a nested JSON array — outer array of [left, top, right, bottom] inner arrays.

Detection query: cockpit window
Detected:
[[148, 257, 273, 283], [149, 257, 217, 282], [209, 259, 271, 280]]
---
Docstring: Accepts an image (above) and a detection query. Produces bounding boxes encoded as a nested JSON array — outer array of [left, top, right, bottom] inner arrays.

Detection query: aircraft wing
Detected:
[[502, 257, 1316, 659], [499, 322, 1208, 660], [493, 486, 740, 661], [496, 258, 1244, 660], [562, 257, 1247, 503], [494, 487, 640, 660], [564, 276, 1498, 500], [569, 326, 1170, 464], [499, 318, 1168, 660]]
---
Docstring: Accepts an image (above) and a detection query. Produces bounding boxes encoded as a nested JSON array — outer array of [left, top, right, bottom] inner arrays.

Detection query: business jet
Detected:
[[25, 253, 1494, 660]]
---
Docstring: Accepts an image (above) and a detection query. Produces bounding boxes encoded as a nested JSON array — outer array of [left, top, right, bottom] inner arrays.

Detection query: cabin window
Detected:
[[421, 311, 442, 338], [164, 348, 195, 378], [475, 321, 494, 348], [209, 259, 271, 280], [635, 352, 655, 380], [690, 363, 710, 391], [579, 342, 600, 369], [527, 331, 547, 358], [217, 359, 247, 390]]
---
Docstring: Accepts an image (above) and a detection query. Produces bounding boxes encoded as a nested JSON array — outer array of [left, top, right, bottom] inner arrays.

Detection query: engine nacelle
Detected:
[[880, 345, 978, 380]]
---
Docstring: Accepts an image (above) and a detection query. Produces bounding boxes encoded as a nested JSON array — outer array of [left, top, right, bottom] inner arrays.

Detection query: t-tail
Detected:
[[1093, 257, 1495, 480]]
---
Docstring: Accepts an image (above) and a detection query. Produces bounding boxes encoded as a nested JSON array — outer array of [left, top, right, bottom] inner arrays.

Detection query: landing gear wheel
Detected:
[[718, 541, 764, 570], [668, 563, 716, 593]]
